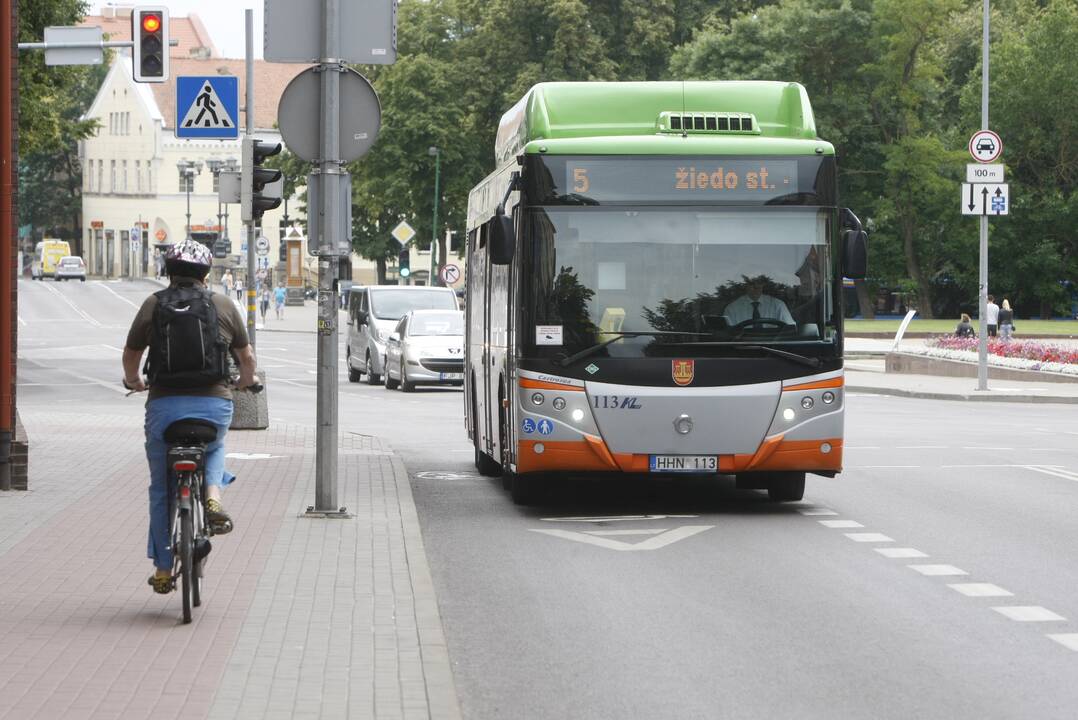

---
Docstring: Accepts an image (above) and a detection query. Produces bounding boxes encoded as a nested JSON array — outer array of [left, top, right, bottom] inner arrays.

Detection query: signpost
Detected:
[[268, 0, 393, 518]]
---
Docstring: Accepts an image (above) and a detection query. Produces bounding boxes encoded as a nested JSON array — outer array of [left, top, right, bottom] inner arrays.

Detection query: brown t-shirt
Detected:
[[125, 277, 249, 401]]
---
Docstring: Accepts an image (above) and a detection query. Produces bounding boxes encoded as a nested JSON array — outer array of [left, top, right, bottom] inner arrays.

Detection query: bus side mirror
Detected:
[[491, 211, 515, 265], [843, 229, 867, 280]]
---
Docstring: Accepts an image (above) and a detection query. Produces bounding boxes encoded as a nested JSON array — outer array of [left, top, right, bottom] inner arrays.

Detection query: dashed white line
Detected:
[[1047, 634, 1078, 652], [896, 446, 947, 450], [845, 532, 894, 543], [92, 280, 140, 308], [908, 564, 968, 576], [798, 508, 838, 516], [850, 465, 919, 469], [819, 520, 863, 529], [1023, 465, 1078, 483], [948, 583, 1013, 598], [876, 547, 928, 559], [992, 606, 1065, 622]]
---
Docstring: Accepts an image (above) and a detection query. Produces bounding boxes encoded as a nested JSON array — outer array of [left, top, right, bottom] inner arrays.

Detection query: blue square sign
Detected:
[[176, 76, 239, 139]]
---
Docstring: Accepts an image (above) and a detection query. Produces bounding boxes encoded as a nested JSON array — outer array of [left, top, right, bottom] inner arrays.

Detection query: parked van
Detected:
[[30, 239, 72, 280], [346, 285, 458, 384]]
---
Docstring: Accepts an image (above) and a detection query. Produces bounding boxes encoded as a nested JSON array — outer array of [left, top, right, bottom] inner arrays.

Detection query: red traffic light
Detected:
[[142, 14, 161, 33]]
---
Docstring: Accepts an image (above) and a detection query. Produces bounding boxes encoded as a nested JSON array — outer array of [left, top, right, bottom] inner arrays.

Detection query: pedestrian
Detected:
[[260, 285, 270, 322], [955, 312, 976, 338], [154, 250, 165, 279], [235, 277, 244, 302], [986, 294, 999, 337], [274, 284, 286, 320], [222, 269, 233, 297], [999, 298, 1015, 340]]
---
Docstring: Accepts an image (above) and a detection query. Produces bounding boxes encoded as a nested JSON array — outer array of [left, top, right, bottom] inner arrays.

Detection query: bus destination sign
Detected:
[[564, 158, 799, 203]]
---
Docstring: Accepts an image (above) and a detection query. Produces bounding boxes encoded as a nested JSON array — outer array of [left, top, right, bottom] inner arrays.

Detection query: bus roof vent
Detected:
[[659, 112, 760, 135]]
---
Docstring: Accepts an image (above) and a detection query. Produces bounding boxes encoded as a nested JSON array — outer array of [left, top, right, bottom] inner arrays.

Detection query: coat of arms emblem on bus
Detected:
[[672, 359, 695, 386]]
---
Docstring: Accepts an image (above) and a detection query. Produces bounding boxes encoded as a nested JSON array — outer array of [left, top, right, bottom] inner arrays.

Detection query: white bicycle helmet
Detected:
[[165, 238, 213, 267]]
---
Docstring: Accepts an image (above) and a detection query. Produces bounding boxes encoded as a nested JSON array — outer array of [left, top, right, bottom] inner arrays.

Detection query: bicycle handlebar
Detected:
[[123, 377, 264, 395]]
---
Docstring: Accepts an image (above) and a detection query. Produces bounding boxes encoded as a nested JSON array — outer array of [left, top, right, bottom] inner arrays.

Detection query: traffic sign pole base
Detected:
[[301, 506, 353, 520]]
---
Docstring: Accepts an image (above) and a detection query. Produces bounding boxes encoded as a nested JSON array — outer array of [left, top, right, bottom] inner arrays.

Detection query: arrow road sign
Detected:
[[440, 263, 461, 285], [176, 76, 239, 139], [961, 183, 1009, 216]]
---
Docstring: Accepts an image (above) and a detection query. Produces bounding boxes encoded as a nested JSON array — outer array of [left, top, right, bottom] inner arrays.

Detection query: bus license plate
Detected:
[[439, 372, 462, 380], [649, 455, 718, 473]]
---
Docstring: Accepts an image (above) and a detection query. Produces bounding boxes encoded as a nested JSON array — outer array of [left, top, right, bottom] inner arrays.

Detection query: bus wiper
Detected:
[[556, 331, 708, 367], [555, 193, 599, 205], [657, 342, 821, 369], [737, 345, 821, 369]]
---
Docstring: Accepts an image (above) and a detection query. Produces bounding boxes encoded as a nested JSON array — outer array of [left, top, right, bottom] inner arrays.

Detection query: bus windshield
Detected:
[[522, 206, 835, 357]]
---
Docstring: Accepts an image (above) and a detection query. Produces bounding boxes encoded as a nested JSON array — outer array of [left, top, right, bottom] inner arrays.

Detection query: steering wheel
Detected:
[[730, 318, 790, 339]]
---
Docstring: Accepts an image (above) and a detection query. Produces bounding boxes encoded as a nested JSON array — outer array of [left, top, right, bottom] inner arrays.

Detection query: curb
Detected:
[[846, 385, 1078, 405]]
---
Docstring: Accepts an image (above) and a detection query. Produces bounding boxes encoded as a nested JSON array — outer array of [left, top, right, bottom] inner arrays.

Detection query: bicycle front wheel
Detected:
[[180, 509, 193, 624]]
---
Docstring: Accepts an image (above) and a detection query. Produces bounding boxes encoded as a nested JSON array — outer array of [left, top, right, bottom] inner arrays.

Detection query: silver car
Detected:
[[383, 310, 464, 392], [54, 256, 86, 281]]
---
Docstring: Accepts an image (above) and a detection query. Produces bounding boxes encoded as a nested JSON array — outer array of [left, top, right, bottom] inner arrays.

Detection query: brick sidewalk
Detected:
[[0, 410, 460, 720]]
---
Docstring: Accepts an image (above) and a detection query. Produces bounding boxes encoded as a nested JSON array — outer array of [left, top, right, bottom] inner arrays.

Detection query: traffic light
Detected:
[[132, 7, 169, 83], [241, 138, 283, 223], [398, 247, 410, 278]]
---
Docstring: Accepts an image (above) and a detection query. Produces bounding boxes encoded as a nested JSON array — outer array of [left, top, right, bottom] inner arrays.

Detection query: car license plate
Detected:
[[649, 455, 718, 473], [439, 372, 462, 380]]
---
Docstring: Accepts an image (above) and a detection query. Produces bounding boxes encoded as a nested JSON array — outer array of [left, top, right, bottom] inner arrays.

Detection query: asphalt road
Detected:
[[17, 278, 1078, 719]]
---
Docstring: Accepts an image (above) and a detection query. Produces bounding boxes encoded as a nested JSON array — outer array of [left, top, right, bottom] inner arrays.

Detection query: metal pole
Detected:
[[185, 171, 191, 240], [313, 0, 342, 513], [430, 147, 439, 285], [1, 0, 16, 490], [977, 0, 990, 391], [245, 10, 257, 349]]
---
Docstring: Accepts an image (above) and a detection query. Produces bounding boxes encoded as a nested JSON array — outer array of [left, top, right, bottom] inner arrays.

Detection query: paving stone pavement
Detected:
[[0, 409, 460, 720]]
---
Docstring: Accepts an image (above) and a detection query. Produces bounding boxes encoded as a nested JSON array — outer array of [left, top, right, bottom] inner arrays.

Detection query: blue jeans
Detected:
[[145, 396, 235, 570]]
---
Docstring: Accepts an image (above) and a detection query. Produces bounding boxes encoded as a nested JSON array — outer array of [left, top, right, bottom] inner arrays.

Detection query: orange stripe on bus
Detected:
[[518, 378, 586, 392], [783, 376, 844, 392]]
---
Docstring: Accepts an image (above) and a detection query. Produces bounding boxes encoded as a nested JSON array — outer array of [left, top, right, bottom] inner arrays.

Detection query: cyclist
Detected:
[[121, 239, 257, 594]]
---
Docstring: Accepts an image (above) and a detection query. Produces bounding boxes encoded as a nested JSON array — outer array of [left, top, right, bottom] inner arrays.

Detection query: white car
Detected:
[[54, 256, 86, 281], [383, 310, 464, 392]]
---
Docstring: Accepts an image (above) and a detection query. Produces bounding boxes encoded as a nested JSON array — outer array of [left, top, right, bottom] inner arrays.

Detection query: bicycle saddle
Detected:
[[164, 419, 218, 444]]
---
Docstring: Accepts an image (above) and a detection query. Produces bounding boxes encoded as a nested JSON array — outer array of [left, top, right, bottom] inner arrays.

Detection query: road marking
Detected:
[[40, 280, 102, 327], [908, 564, 968, 576], [948, 583, 1013, 597], [797, 508, 838, 516], [819, 520, 864, 528], [17, 315, 26, 327], [992, 606, 1065, 622], [963, 446, 1012, 450], [850, 465, 919, 469], [846, 446, 881, 450], [529, 525, 713, 551], [1047, 634, 1078, 652], [896, 446, 947, 449], [414, 471, 480, 481], [1023, 465, 1078, 483], [92, 280, 140, 308], [876, 547, 928, 559], [540, 515, 699, 523], [585, 529, 666, 537], [845, 532, 894, 543]]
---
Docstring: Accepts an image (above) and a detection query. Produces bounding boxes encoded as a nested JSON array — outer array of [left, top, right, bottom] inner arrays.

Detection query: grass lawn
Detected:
[[845, 319, 1078, 336]]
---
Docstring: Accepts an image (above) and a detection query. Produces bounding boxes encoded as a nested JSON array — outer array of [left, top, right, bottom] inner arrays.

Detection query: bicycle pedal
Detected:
[[210, 519, 233, 535]]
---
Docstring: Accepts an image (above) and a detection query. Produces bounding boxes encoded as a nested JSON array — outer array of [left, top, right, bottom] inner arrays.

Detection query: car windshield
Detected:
[[522, 206, 835, 357], [409, 312, 464, 336], [370, 290, 456, 320]]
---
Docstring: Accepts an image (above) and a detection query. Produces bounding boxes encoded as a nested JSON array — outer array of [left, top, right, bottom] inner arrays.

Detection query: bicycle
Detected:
[[127, 379, 262, 623]]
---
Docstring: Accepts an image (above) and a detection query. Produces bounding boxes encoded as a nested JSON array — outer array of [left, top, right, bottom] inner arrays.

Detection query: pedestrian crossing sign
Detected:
[[176, 76, 239, 138]]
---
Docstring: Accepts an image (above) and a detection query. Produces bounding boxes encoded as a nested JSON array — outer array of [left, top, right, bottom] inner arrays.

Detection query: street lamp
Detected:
[[176, 159, 203, 240], [206, 158, 223, 249], [428, 146, 440, 285]]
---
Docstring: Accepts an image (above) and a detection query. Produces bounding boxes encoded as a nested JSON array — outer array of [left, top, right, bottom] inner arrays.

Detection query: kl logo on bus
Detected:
[[672, 359, 695, 386]]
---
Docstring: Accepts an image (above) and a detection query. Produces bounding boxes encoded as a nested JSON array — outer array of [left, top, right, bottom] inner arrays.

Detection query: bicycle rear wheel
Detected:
[[180, 509, 193, 623]]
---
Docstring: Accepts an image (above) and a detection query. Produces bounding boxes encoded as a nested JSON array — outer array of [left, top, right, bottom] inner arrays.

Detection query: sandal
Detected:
[[206, 498, 233, 535], [148, 574, 173, 594]]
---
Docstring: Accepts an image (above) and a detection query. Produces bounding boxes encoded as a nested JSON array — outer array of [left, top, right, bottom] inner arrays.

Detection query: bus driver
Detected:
[[723, 277, 794, 326]]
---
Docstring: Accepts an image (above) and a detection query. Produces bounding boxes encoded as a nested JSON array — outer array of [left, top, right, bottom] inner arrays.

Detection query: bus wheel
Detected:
[[472, 384, 501, 477], [766, 472, 806, 502], [509, 472, 539, 506]]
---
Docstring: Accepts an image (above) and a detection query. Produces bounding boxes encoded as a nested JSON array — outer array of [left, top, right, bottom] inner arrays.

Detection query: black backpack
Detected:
[[145, 283, 229, 388]]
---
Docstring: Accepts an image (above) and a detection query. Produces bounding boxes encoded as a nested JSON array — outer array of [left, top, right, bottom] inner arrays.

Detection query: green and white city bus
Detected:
[[464, 81, 867, 504]]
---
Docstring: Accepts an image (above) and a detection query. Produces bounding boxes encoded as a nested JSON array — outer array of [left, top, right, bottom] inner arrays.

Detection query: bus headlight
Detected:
[[822, 391, 836, 404], [782, 408, 796, 421], [571, 409, 585, 422], [530, 392, 545, 406]]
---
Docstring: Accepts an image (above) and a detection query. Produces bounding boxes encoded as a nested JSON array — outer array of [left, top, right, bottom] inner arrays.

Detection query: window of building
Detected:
[[212, 170, 220, 193], [110, 160, 116, 193], [179, 167, 194, 193], [135, 160, 142, 192], [122, 160, 128, 192], [97, 160, 103, 193]]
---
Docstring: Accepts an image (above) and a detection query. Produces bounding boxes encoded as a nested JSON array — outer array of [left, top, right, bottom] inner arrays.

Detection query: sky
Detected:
[[95, 1, 264, 59]]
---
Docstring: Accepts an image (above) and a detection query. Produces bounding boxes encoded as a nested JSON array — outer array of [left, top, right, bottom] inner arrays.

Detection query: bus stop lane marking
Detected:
[[529, 525, 713, 551]]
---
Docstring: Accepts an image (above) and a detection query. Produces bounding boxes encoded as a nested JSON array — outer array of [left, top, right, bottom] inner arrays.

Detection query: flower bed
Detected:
[[921, 336, 1078, 376]]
